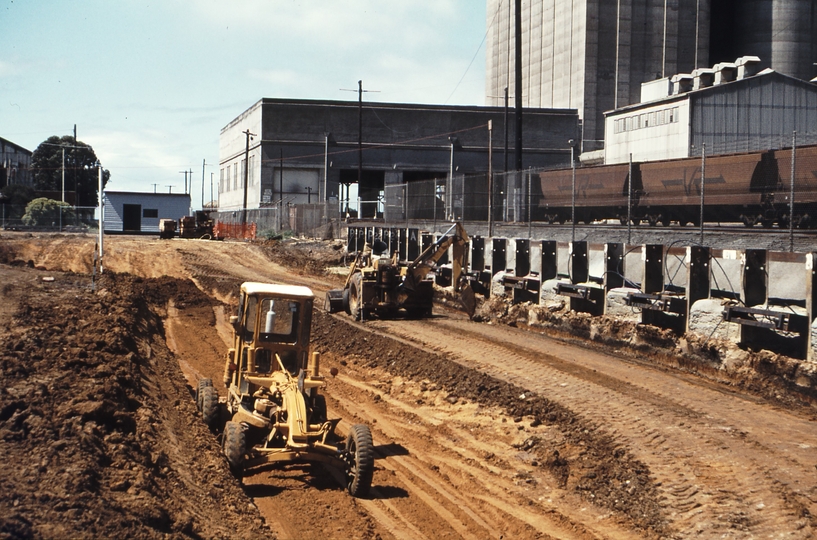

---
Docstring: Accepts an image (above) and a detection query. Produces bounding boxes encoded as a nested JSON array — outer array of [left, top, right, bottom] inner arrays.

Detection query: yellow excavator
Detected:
[[324, 222, 477, 320]]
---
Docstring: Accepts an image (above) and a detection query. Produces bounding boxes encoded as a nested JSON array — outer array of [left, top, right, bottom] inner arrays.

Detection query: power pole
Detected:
[[179, 171, 188, 194], [340, 80, 379, 213], [514, 0, 523, 171], [151, 183, 158, 194], [504, 87, 509, 173], [201, 159, 206, 208]]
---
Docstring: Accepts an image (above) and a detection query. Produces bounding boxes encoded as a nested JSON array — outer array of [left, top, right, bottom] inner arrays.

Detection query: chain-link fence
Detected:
[[213, 202, 341, 239], [383, 134, 817, 238], [1, 204, 97, 231], [386, 174, 491, 224]]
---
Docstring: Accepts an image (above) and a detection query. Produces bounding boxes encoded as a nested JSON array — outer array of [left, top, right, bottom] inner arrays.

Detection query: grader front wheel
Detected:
[[223, 421, 246, 474], [345, 424, 374, 497]]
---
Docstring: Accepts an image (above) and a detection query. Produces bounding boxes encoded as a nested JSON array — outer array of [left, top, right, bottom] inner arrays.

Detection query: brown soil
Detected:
[[2, 231, 817, 540]]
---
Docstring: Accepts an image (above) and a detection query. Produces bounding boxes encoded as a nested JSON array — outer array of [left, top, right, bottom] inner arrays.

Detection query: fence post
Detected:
[[700, 143, 706, 245], [790, 131, 796, 252], [527, 167, 532, 238], [627, 153, 633, 244], [571, 146, 576, 243]]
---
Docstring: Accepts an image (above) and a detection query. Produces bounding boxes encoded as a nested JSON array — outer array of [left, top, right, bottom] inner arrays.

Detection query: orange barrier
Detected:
[[213, 220, 256, 240]]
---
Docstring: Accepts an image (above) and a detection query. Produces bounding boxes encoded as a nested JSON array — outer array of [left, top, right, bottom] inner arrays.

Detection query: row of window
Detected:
[[613, 106, 679, 134], [219, 156, 255, 193]]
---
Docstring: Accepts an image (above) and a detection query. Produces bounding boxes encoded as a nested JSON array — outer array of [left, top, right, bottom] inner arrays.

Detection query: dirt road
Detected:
[[2, 233, 816, 539]]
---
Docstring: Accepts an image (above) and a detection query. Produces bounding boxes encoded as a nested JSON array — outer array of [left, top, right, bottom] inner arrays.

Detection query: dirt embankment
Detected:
[[471, 293, 817, 411], [0, 268, 269, 539]]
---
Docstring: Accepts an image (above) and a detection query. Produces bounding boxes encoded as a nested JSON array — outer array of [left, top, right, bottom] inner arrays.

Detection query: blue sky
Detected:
[[1, 0, 488, 206]]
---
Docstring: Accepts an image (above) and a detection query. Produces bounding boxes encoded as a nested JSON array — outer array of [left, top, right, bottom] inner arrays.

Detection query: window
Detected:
[[249, 155, 255, 185], [219, 168, 224, 193], [143, 209, 158, 218], [233, 163, 238, 191], [258, 299, 300, 344], [225, 166, 231, 191]]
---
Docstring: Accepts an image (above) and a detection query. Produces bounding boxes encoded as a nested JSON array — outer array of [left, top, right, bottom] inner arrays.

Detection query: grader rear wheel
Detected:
[[196, 378, 212, 411], [349, 273, 364, 320], [345, 424, 374, 497], [200, 385, 219, 431]]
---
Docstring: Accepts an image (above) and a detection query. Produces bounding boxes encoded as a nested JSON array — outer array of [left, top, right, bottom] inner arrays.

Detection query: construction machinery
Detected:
[[179, 210, 215, 239], [325, 222, 477, 320], [196, 282, 374, 497], [158, 218, 177, 239]]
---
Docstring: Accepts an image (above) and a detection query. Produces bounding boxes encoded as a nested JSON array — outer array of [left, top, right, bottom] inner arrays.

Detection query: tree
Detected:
[[22, 197, 76, 227], [0, 184, 36, 221], [30, 135, 110, 207]]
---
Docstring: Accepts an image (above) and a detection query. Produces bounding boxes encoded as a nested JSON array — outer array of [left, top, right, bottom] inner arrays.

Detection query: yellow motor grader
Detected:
[[325, 222, 476, 320], [196, 282, 374, 497]]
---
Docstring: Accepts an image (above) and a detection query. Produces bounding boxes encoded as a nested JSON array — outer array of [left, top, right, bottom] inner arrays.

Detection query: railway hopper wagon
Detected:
[[638, 151, 774, 227], [536, 164, 633, 224], [535, 145, 817, 227], [773, 145, 817, 228]]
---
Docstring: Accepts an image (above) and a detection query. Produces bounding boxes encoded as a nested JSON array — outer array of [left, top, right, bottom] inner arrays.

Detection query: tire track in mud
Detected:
[[325, 369, 637, 540], [369, 316, 817, 538]]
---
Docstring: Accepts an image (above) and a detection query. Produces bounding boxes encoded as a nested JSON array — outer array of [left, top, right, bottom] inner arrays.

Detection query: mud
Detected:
[[310, 310, 666, 536], [3, 232, 817, 539], [0, 268, 269, 539]]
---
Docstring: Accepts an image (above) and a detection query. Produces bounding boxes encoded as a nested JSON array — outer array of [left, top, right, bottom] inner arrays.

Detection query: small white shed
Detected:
[[103, 191, 191, 233]]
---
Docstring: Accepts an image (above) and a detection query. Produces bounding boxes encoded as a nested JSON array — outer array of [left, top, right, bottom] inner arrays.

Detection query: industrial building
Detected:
[[0, 137, 32, 188], [486, 0, 817, 148], [604, 58, 817, 164], [219, 98, 579, 215], [102, 191, 191, 233]]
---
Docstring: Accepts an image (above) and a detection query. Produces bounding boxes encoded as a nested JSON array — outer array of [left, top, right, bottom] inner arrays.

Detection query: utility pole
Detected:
[[201, 159, 206, 208], [166, 185, 173, 194], [210, 172, 214, 209], [341, 80, 379, 215], [514, 0, 523, 171], [179, 171, 188, 194], [152, 183, 158, 194], [188, 169, 193, 194], [241, 129, 256, 225], [504, 87, 509, 173]]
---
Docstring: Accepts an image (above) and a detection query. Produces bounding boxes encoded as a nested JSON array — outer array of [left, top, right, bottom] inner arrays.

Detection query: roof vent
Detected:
[[713, 62, 737, 85], [671, 74, 694, 94], [692, 68, 715, 90], [640, 77, 672, 102], [736, 56, 762, 79]]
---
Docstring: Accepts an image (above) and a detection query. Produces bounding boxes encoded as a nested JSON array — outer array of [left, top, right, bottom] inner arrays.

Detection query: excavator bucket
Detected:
[[459, 280, 476, 319]]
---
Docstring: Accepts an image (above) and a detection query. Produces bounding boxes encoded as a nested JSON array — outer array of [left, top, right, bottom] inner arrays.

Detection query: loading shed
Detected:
[[103, 191, 191, 233]]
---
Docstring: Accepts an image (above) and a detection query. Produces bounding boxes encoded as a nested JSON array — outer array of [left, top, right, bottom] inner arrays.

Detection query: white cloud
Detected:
[[84, 128, 198, 193], [0, 60, 16, 77]]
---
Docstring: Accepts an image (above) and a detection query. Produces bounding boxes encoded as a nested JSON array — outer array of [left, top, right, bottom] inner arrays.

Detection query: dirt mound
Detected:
[[310, 309, 667, 536], [259, 238, 346, 276], [0, 268, 270, 539]]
